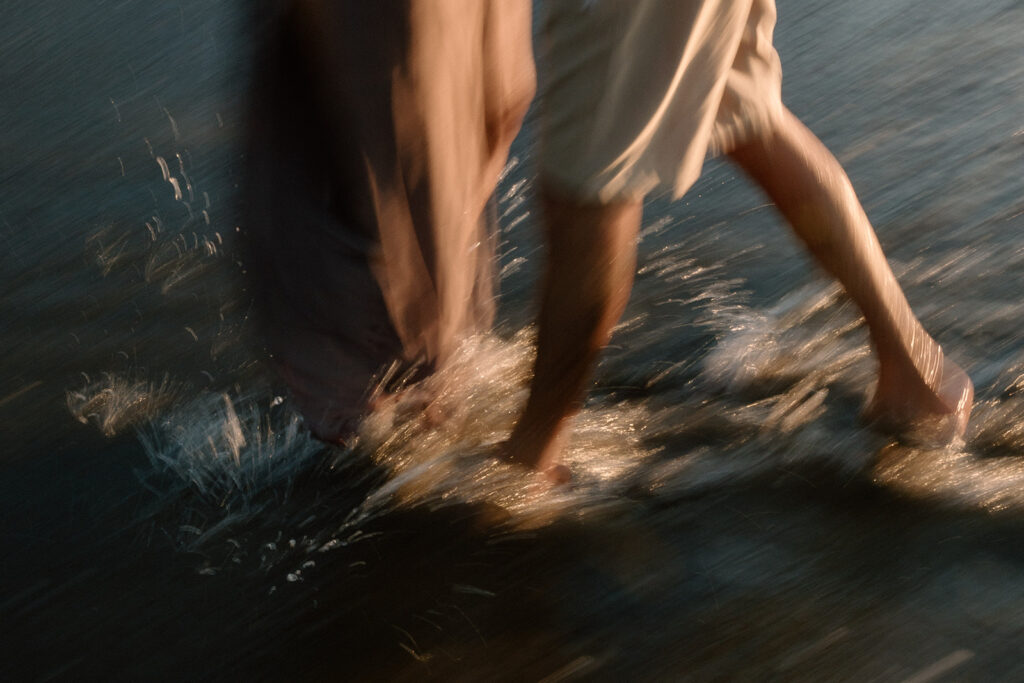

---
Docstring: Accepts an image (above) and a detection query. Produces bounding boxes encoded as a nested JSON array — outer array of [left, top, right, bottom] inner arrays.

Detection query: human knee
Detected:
[[486, 71, 535, 157]]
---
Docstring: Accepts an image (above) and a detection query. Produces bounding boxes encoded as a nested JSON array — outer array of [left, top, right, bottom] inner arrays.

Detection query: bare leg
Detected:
[[250, 1, 534, 442], [501, 192, 642, 478], [728, 107, 972, 440]]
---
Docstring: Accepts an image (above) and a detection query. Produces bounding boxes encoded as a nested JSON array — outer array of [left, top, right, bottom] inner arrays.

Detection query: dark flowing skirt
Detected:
[[242, 1, 534, 440]]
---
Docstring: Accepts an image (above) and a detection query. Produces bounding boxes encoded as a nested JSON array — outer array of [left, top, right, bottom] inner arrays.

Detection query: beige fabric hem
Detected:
[[539, 0, 784, 203]]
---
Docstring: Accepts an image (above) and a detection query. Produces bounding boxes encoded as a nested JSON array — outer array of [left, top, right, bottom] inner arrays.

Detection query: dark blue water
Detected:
[[2, 0, 1023, 679]]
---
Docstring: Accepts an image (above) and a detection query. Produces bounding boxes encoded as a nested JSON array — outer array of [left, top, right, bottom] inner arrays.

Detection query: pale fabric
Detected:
[[244, 1, 534, 441], [539, 0, 784, 202]]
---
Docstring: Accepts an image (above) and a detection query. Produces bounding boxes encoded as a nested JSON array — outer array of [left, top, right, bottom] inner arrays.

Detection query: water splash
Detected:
[[137, 390, 321, 515], [356, 330, 656, 528], [67, 373, 181, 437]]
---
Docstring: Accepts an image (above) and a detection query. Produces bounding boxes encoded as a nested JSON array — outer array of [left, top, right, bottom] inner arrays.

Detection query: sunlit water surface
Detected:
[[2, 0, 1023, 679]]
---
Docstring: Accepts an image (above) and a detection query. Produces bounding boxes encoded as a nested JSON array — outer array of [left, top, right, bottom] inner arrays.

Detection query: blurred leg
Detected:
[[728, 106, 972, 439], [501, 192, 642, 478], [247, 1, 533, 441]]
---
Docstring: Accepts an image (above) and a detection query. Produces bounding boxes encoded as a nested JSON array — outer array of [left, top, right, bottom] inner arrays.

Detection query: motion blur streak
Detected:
[[1, 0, 1022, 679]]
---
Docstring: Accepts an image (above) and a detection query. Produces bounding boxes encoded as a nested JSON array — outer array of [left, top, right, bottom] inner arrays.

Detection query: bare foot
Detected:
[[498, 428, 572, 484], [368, 384, 447, 429], [305, 382, 446, 447], [544, 463, 572, 485], [865, 354, 974, 444]]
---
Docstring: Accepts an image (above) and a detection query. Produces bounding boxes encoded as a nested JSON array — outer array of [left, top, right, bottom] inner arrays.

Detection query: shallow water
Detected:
[[2, 0, 1023, 680]]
